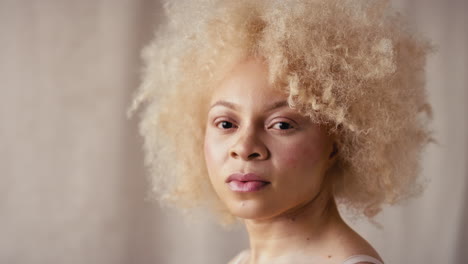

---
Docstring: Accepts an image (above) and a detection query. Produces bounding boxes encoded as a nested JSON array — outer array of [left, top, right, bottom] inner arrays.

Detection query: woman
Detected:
[[129, 0, 433, 263]]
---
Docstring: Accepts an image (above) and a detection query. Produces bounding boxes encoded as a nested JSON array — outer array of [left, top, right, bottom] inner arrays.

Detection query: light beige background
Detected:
[[0, 0, 466, 263]]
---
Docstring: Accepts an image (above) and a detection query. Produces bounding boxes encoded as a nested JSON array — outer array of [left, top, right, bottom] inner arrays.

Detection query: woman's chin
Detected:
[[226, 200, 280, 220]]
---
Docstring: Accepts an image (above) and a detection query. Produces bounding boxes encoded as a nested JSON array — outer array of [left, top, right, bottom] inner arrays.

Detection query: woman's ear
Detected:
[[328, 142, 338, 161], [325, 142, 339, 173]]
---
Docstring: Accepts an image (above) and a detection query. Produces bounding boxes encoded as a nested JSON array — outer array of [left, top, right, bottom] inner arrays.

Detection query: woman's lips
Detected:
[[227, 180, 270, 192], [226, 173, 270, 192]]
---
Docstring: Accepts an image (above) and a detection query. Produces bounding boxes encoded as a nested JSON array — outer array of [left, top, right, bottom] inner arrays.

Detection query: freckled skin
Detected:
[[203, 59, 334, 221], [278, 132, 324, 167], [205, 59, 384, 264]]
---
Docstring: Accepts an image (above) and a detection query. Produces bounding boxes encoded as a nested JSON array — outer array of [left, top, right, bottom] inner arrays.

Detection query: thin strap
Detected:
[[234, 250, 249, 264], [342, 255, 384, 264]]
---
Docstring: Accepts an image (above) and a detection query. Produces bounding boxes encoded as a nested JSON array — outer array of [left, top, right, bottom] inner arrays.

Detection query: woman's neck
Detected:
[[243, 191, 345, 263]]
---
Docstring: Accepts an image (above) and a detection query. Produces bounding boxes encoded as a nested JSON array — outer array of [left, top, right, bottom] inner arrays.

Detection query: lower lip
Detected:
[[227, 180, 270, 192]]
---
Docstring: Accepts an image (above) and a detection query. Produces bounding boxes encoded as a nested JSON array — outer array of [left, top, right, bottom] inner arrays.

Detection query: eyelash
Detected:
[[214, 120, 296, 133]]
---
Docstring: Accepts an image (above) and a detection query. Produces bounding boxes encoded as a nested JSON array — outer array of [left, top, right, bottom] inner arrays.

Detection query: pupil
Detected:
[[222, 121, 232, 128], [279, 122, 289, 129]]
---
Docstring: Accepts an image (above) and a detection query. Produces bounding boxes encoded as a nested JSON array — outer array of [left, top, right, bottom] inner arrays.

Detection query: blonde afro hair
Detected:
[[129, 0, 433, 223]]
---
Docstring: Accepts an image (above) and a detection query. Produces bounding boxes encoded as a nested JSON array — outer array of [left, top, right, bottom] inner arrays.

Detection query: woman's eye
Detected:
[[272, 122, 294, 130], [217, 121, 236, 129]]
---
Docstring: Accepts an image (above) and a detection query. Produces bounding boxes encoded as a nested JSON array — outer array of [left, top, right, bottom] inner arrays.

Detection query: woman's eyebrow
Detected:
[[209, 100, 289, 112]]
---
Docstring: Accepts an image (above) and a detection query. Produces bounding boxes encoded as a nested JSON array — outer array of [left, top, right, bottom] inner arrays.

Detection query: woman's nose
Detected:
[[229, 126, 269, 161]]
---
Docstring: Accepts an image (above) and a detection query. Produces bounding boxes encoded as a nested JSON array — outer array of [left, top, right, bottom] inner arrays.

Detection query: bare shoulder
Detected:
[[226, 256, 236, 264], [340, 232, 383, 263], [226, 249, 249, 264], [324, 223, 384, 264]]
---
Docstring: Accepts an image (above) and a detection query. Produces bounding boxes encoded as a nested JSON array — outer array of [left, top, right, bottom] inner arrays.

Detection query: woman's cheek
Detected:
[[203, 134, 214, 169], [278, 141, 322, 169], [204, 135, 224, 170]]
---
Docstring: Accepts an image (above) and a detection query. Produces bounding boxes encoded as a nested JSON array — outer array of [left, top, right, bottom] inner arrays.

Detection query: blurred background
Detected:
[[0, 0, 466, 263]]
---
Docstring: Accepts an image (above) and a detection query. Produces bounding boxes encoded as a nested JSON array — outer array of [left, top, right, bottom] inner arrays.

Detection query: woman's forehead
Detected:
[[209, 59, 287, 104], [209, 99, 291, 114]]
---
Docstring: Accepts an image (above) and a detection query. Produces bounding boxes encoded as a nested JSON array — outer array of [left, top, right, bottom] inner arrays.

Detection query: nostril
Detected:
[[248, 153, 260, 159], [230, 151, 240, 159]]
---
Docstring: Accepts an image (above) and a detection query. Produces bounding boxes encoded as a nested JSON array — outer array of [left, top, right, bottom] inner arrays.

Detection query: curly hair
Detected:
[[129, 0, 433, 224]]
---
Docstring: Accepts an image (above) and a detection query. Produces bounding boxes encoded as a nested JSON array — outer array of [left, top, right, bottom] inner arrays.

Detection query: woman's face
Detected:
[[204, 59, 334, 220]]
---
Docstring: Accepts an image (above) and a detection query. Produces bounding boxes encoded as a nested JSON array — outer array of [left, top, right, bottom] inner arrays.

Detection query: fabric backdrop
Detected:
[[1, 0, 466, 263]]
